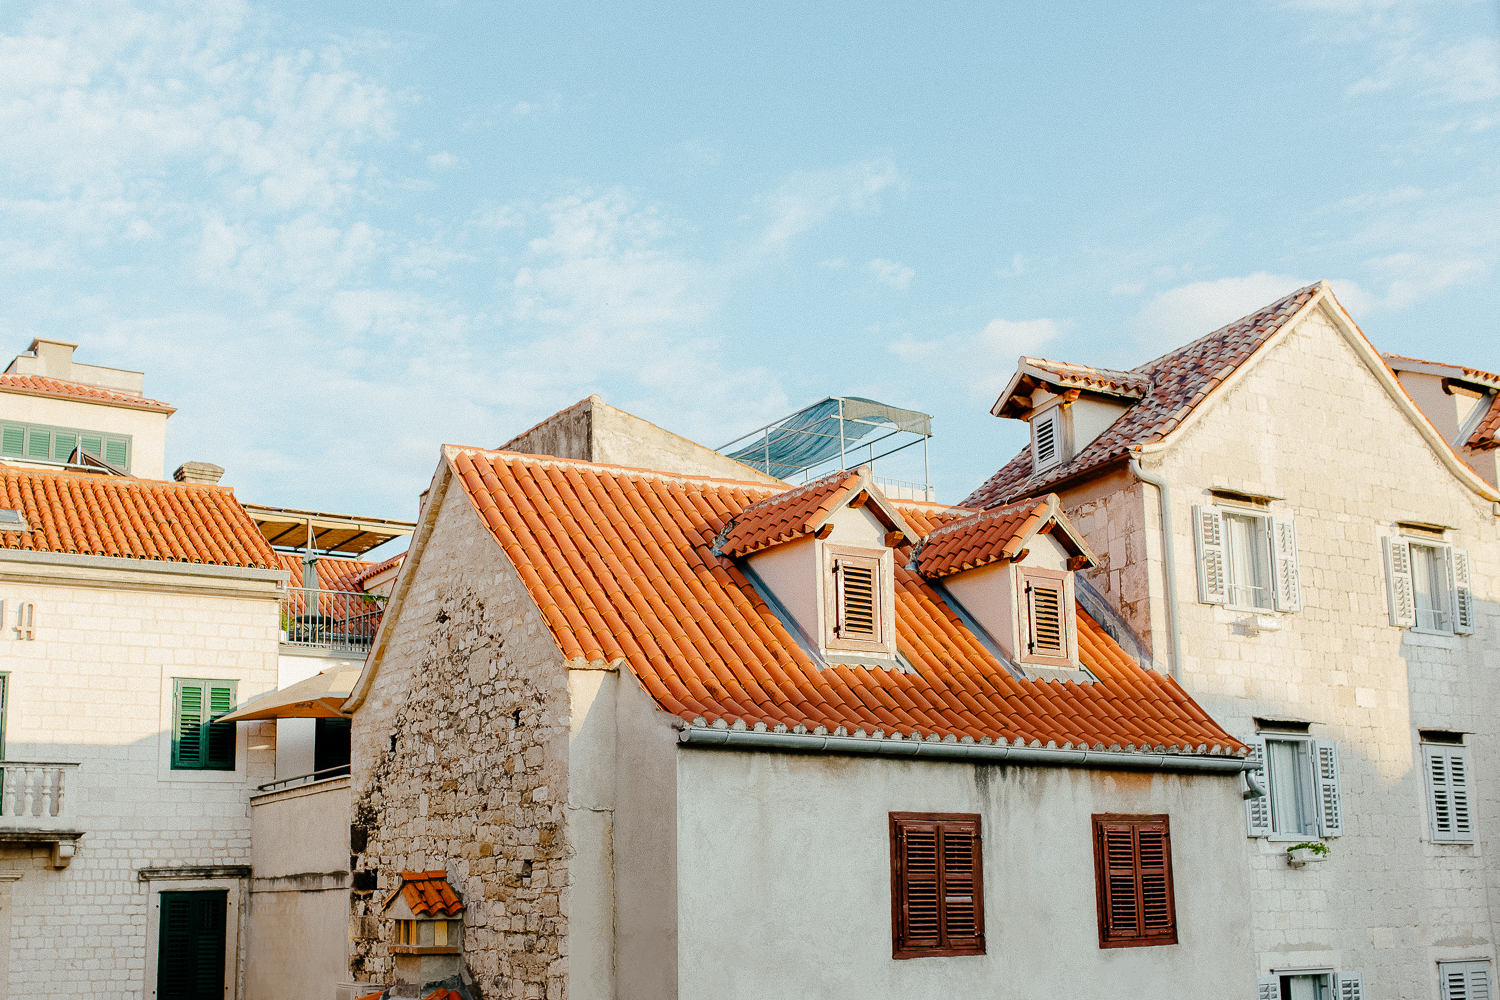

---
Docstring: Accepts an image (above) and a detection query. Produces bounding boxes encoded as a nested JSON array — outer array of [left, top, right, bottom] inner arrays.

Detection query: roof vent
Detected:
[[0, 509, 27, 531], [174, 462, 225, 485]]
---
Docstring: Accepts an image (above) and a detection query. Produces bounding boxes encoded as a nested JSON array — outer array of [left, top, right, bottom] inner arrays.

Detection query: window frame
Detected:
[[1439, 960, 1492, 1000], [1193, 503, 1301, 613], [1221, 509, 1274, 611], [1408, 541, 1452, 635], [1031, 404, 1065, 473], [889, 811, 985, 960], [822, 544, 893, 656], [171, 678, 238, 771], [1017, 566, 1074, 668], [1262, 734, 1322, 840], [1091, 813, 1178, 949], [1247, 733, 1342, 840], [1385, 536, 1474, 636]]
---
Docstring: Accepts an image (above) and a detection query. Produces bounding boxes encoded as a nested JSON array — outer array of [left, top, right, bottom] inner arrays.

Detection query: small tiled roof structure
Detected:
[[967, 283, 1322, 508], [444, 448, 1243, 755], [1382, 353, 1500, 451], [916, 494, 1095, 579], [0, 373, 176, 414], [384, 871, 464, 917], [717, 466, 913, 557], [0, 465, 277, 567], [992, 359, 1153, 418], [1468, 398, 1500, 451], [351, 552, 405, 587]]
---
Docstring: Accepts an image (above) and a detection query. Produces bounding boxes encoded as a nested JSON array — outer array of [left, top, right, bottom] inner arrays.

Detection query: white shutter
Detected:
[[1270, 517, 1301, 612], [1314, 740, 1343, 837], [1425, 744, 1473, 844], [1258, 976, 1281, 1000], [1033, 411, 1060, 471], [1244, 737, 1271, 837], [1193, 505, 1228, 605], [1450, 547, 1475, 635], [1383, 537, 1416, 628], [1441, 961, 1492, 1000], [1337, 972, 1364, 1000]]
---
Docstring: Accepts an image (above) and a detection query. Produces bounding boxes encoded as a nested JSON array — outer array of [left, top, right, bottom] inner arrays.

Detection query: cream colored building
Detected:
[[969, 281, 1500, 999]]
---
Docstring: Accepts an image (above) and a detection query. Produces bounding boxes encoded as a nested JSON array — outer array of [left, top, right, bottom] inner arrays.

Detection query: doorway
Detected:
[[157, 891, 227, 1000]]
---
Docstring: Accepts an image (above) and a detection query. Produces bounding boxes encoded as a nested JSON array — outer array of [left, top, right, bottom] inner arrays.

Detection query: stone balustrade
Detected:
[[0, 761, 80, 829]]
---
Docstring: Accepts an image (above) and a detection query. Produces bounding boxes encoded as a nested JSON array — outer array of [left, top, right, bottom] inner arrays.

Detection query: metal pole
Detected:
[[924, 436, 931, 501], [764, 429, 771, 475], [838, 399, 847, 470]]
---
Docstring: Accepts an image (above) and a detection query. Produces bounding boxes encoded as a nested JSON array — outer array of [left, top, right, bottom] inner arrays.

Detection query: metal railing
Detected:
[[257, 764, 351, 794], [0, 761, 80, 827], [279, 587, 384, 652], [873, 476, 935, 502]]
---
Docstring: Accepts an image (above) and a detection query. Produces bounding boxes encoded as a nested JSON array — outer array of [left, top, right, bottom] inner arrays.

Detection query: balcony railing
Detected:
[[279, 587, 384, 653], [256, 764, 352, 794], [0, 762, 80, 830]]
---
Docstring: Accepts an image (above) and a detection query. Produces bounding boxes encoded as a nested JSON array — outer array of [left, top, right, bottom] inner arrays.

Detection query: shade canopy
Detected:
[[722, 396, 932, 481], [219, 665, 362, 721], [242, 503, 416, 556]]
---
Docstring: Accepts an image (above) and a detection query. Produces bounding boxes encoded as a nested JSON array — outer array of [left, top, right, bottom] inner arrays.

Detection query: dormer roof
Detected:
[[992, 359, 1153, 419], [1383, 353, 1500, 451], [916, 494, 1097, 579], [382, 870, 464, 916], [717, 465, 914, 557]]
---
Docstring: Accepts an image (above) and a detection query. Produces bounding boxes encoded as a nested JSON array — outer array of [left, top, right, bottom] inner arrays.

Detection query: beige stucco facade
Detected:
[[1033, 299, 1500, 995]]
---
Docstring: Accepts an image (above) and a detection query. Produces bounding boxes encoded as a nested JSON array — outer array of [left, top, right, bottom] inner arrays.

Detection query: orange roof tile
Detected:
[[385, 870, 464, 917], [351, 551, 405, 587], [968, 283, 1321, 508], [917, 498, 1051, 578], [423, 991, 461, 1000], [0, 465, 277, 567], [0, 373, 175, 414], [717, 469, 862, 556], [447, 448, 1244, 756], [1467, 396, 1499, 451], [357, 992, 384, 1000]]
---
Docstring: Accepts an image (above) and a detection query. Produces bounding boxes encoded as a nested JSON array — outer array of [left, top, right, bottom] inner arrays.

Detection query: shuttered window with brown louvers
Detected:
[[836, 560, 878, 639], [1028, 581, 1063, 655], [1092, 814, 1177, 948], [890, 812, 985, 958]]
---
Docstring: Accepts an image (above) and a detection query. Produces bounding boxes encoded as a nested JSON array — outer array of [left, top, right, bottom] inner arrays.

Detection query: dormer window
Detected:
[[824, 545, 894, 655], [1020, 567, 1074, 667], [1032, 408, 1062, 473]]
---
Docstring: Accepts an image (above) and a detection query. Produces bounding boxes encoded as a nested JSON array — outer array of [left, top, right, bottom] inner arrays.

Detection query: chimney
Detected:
[[173, 462, 225, 485], [28, 338, 78, 380]]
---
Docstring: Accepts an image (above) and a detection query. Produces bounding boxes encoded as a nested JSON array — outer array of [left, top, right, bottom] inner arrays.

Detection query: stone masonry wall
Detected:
[[350, 474, 571, 1000]]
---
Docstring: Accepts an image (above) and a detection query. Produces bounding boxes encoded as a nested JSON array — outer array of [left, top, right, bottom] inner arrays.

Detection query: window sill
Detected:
[[1402, 630, 1458, 649]]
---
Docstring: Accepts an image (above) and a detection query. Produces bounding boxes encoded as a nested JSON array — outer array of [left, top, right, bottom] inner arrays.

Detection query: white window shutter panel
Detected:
[[1442, 966, 1468, 1000], [1270, 517, 1302, 612], [1244, 737, 1271, 837], [1337, 971, 1364, 1000], [1451, 547, 1475, 634], [1314, 740, 1344, 837], [1468, 963, 1491, 1000], [1383, 537, 1416, 627], [1257, 976, 1281, 1000], [1033, 411, 1060, 471], [1427, 744, 1455, 841], [1193, 505, 1228, 605]]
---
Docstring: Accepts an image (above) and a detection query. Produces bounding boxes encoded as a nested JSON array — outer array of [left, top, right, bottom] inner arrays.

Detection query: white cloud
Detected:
[[758, 158, 902, 247], [890, 317, 1064, 401], [426, 151, 461, 169], [868, 258, 913, 289]]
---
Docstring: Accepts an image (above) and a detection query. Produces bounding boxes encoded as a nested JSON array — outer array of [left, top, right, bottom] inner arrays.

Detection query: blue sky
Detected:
[[0, 0, 1495, 552]]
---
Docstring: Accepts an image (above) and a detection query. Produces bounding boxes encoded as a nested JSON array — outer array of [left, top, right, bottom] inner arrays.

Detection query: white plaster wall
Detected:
[[0, 393, 170, 479], [1069, 397, 1132, 454], [0, 569, 280, 1000], [676, 750, 1254, 998]]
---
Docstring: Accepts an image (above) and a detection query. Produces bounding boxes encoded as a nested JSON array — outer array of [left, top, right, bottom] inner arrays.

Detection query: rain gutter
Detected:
[[679, 727, 1254, 774]]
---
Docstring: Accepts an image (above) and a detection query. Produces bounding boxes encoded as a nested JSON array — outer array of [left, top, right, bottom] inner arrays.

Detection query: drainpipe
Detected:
[[1128, 451, 1183, 681]]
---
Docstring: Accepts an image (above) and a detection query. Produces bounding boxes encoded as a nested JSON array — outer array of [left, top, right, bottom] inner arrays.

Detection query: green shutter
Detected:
[[0, 426, 22, 456], [104, 437, 128, 469], [157, 891, 227, 1000], [173, 682, 204, 768], [26, 429, 49, 459], [53, 432, 76, 462], [80, 435, 102, 459], [206, 684, 235, 770]]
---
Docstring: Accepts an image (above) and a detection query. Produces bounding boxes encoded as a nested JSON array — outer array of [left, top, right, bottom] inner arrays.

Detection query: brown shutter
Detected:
[[1093, 814, 1177, 949], [836, 559, 878, 639], [891, 813, 985, 958], [1027, 581, 1064, 655]]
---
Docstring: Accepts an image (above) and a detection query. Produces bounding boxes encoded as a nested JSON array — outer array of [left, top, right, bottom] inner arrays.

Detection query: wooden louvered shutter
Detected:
[[1033, 410, 1060, 471], [1449, 548, 1475, 635], [206, 684, 236, 770], [1383, 537, 1416, 627], [1027, 580, 1064, 656], [80, 434, 102, 459], [1093, 814, 1176, 948], [1441, 961, 1492, 1000], [104, 437, 129, 469], [891, 813, 984, 958], [157, 891, 227, 1000], [1258, 975, 1282, 1000], [1270, 517, 1301, 612], [173, 681, 205, 768], [1425, 744, 1474, 844], [1193, 506, 1228, 604], [0, 425, 21, 457], [1337, 971, 1365, 1000], [835, 558, 879, 639], [52, 431, 76, 462], [173, 680, 236, 770], [1244, 737, 1271, 837], [25, 427, 49, 459], [1314, 741, 1343, 837]]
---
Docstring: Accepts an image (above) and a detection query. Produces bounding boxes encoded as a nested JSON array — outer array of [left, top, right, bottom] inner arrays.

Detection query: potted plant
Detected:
[[1286, 842, 1329, 868]]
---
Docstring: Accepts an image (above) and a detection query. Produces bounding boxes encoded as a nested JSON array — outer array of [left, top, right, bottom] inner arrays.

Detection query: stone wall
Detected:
[[349, 469, 572, 999]]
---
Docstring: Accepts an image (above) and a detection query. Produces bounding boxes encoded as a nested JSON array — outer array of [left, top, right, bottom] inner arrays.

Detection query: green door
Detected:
[[158, 891, 226, 1000]]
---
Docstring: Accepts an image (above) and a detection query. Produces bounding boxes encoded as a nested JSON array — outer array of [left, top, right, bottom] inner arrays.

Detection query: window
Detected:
[[1258, 972, 1364, 999], [1032, 407, 1062, 472], [824, 546, 891, 655], [1384, 537, 1474, 635], [394, 919, 416, 946], [0, 420, 131, 472], [1439, 961, 1492, 1000], [1423, 741, 1473, 844], [1092, 814, 1176, 948], [1193, 506, 1300, 611], [1019, 567, 1073, 667], [1245, 736, 1343, 839], [172, 679, 237, 770], [158, 890, 227, 1000], [889, 812, 984, 959]]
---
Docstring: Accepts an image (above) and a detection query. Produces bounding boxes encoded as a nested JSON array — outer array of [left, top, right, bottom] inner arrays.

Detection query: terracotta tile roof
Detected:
[[0, 465, 278, 567], [357, 992, 384, 1000], [0, 373, 175, 414], [447, 448, 1243, 756], [916, 498, 1052, 578], [967, 283, 1321, 508], [386, 870, 464, 917], [423, 991, 462, 1000], [272, 553, 397, 591], [717, 469, 862, 556], [1024, 358, 1153, 398], [1382, 353, 1500, 450], [1467, 396, 1500, 450], [1382, 353, 1500, 389], [351, 552, 405, 587]]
